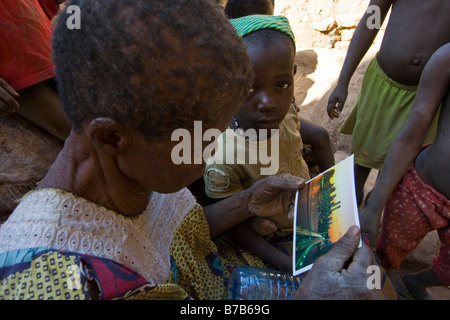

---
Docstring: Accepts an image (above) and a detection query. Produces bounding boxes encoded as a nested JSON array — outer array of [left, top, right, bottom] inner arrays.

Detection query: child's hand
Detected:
[[247, 217, 277, 238], [359, 207, 381, 249], [326, 84, 348, 119], [0, 78, 20, 116]]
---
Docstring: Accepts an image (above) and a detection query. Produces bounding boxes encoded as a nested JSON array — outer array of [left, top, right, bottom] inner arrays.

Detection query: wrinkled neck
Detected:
[[38, 130, 150, 217]]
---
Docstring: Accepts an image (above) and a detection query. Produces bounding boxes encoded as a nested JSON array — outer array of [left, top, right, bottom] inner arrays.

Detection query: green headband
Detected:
[[230, 14, 296, 50]]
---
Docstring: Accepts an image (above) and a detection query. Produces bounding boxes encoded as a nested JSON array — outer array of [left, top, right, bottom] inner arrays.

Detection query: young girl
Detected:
[[204, 15, 325, 271]]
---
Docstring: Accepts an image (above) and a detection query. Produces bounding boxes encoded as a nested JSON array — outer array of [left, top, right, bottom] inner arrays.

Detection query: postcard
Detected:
[[293, 155, 361, 276]]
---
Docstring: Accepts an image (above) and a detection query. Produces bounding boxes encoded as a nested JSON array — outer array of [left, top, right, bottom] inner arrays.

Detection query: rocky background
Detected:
[[0, 112, 63, 222], [276, 0, 386, 155]]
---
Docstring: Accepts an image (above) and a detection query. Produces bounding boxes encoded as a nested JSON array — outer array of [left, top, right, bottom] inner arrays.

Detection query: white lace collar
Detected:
[[0, 188, 196, 285]]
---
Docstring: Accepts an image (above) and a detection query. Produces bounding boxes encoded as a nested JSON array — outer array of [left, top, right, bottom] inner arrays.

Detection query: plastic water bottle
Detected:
[[226, 266, 306, 300]]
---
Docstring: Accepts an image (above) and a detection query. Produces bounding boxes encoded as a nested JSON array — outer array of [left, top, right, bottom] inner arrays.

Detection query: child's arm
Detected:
[[14, 82, 70, 140], [327, 0, 392, 119], [299, 117, 335, 172], [360, 43, 450, 246], [0, 78, 20, 115], [227, 221, 292, 272]]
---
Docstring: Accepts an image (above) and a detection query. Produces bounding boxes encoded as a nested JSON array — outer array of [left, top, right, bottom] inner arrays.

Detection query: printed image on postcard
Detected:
[[293, 155, 361, 275]]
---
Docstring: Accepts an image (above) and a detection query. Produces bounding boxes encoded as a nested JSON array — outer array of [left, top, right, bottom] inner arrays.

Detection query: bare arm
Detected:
[[203, 174, 305, 239], [0, 78, 20, 115], [299, 117, 335, 172], [203, 189, 252, 239], [360, 43, 450, 245], [327, 0, 392, 119]]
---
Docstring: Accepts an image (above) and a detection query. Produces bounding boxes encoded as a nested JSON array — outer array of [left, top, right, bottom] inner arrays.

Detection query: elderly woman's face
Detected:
[[117, 102, 239, 194]]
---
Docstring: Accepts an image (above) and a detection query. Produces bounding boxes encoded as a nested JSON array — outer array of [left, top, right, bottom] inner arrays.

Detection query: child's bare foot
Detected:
[[402, 267, 447, 300], [402, 273, 433, 299], [248, 217, 277, 237]]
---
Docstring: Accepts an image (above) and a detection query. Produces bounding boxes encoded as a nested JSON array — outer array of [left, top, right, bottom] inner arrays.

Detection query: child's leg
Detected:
[[354, 163, 371, 207], [227, 221, 291, 272], [376, 166, 450, 274], [402, 267, 447, 300], [299, 117, 335, 172], [401, 210, 450, 299], [16, 81, 70, 140], [432, 226, 450, 285], [376, 188, 432, 270]]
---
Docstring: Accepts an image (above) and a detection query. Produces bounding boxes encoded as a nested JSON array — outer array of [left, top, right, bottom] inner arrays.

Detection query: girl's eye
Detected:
[[278, 82, 291, 90]]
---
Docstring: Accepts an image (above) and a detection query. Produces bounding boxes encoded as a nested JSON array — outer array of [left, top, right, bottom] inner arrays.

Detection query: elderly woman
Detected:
[[0, 0, 385, 300]]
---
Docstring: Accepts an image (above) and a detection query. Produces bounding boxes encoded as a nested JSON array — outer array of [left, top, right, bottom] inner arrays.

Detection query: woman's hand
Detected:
[[246, 173, 305, 219], [295, 226, 382, 300]]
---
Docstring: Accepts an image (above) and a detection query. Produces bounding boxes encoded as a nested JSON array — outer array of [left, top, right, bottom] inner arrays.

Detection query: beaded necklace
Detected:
[[233, 116, 249, 140]]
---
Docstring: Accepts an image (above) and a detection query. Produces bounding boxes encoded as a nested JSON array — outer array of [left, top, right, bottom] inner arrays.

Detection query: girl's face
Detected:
[[235, 38, 296, 133]]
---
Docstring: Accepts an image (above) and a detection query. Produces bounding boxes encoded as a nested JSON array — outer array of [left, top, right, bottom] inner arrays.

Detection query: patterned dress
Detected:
[[0, 188, 265, 299]]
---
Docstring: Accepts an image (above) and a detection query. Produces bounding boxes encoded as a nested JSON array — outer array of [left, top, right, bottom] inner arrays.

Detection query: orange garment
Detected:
[[376, 148, 450, 284], [0, 0, 59, 91]]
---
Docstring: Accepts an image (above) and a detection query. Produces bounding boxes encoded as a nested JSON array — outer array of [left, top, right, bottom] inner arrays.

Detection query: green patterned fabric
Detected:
[[230, 14, 295, 50]]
